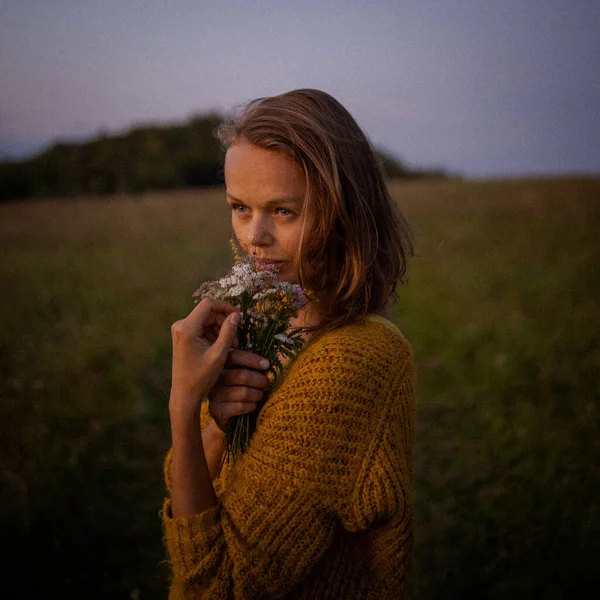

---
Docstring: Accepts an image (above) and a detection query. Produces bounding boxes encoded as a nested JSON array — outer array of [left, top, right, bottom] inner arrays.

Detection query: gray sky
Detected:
[[1, 0, 599, 177]]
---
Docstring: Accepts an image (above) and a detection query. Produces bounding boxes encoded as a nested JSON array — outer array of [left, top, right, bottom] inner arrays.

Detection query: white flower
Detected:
[[227, 284, 247, 297], [274, 332, 294, 345]]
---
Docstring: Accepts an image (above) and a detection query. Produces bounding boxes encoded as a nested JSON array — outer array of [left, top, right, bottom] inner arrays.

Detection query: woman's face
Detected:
[[224, 139, 311, 285]]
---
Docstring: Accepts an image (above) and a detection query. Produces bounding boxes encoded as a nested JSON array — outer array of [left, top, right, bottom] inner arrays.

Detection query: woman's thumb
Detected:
[[211, 312, 240, 358]]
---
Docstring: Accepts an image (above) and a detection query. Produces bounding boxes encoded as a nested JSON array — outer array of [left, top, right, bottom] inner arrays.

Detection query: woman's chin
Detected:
[[276, 270, 299, 285]]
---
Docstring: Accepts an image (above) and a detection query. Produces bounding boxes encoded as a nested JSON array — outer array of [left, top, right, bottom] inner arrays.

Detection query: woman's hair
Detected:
[[217, 88, 414, 337]]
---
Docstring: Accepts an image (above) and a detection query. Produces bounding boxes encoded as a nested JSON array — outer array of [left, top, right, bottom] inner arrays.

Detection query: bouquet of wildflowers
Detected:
[[193, 242, 310, 469]]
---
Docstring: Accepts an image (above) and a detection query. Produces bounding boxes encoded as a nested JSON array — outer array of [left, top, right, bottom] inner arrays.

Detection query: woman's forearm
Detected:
[[167, 302, 241, 518], [170, 398, 218, 518]]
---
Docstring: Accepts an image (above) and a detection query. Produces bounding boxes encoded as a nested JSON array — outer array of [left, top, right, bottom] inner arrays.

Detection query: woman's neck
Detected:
[[291, 302, 392, 331], [378, 305, 392, 321], [289, 302, 323, 332]]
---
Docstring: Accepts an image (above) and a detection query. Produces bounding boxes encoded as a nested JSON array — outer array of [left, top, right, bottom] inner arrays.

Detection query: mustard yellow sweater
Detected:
[[162, 315, 416, 599]]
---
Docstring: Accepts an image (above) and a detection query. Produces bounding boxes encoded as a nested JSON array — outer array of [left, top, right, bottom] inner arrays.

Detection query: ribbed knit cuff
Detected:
[[162, 498, 224, 583]]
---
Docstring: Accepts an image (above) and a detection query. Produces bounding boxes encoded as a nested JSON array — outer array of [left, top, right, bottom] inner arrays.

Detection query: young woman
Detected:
[[162, 89, 416, 599]]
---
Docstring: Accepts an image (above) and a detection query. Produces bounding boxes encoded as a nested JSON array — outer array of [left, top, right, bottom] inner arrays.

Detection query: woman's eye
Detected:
[[276, 208, 293, 217]]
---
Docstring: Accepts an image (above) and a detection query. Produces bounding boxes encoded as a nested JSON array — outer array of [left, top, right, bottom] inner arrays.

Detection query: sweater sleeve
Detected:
[[162, 321, 414, 599], [351, 353, 415, 592]]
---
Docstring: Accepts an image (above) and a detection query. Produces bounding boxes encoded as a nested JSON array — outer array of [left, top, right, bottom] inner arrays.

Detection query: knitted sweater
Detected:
[[162, 315, 416, 599]]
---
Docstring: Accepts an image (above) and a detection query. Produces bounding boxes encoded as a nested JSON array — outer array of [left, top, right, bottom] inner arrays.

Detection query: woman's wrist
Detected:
[[169, 389, 201, 416]]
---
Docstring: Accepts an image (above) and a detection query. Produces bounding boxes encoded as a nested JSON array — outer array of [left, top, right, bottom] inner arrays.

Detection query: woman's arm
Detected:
[[168, 299, 242, 517], [168, 298, 271, 515], [170, 396, 217, 516], [163, 407, 226, 496]]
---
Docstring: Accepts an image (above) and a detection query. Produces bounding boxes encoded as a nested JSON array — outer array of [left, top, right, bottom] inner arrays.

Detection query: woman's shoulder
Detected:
[[278, 313, 414, 404], [304, 314, 413, 368]]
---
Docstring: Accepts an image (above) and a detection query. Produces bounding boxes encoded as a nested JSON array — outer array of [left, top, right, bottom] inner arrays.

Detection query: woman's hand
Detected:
[[169, 298, 240, 419], [208, 350, 271, 431]]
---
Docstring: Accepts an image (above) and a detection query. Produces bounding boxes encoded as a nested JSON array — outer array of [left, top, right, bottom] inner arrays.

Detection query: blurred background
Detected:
[[1, 1, 599, 598]]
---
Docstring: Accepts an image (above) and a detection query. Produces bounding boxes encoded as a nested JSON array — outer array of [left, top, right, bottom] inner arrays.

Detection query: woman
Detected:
[[162, 89, 416, 599]]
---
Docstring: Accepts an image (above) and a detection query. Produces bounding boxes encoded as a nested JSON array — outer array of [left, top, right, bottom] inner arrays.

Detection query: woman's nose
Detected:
[[248, 216, 273, 247]]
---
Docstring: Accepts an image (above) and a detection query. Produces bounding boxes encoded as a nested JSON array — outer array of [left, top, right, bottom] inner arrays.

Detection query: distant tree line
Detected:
[[0, 114, 448, 201]]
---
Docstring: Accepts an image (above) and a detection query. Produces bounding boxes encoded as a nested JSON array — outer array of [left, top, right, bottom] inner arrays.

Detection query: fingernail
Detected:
[[260, 359, 270, 369], [231, 313, 240, 325]]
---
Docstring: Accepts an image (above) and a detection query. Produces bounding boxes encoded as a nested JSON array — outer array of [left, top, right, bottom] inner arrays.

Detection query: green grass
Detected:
[[1, 177, 599, 598]]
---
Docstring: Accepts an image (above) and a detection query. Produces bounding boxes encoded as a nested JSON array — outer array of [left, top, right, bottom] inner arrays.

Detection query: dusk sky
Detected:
[[1, 0, 599, 178]]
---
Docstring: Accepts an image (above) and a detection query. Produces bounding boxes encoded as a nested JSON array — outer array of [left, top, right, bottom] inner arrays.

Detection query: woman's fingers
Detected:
[[215, 312, 228, 326], [206, 313, 228, 338], [208, 312, 241, 363], [209, 384, 264, 405], [193, 304, 239, 348], [203, 324, 223, 344], [225, 349, 270, 371], [204, 331, 217, 344], [208, 386, 261, 430], [218, 368, 270, 389], [210, 401, 258, 432], [187, 298, 239, 334], [223, 401, 258, 415], [169, 300, 240, 402]]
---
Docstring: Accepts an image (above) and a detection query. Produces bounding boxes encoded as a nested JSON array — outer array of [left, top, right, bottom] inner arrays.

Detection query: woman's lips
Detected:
[[253, 259, 287, 271]]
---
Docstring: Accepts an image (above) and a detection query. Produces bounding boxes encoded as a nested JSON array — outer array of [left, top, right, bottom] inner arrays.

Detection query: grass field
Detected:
[[1, 176, 599, 598]]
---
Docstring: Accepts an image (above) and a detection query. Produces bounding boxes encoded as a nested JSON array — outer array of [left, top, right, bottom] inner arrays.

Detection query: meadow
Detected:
[[1, 176, 599, 598]]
